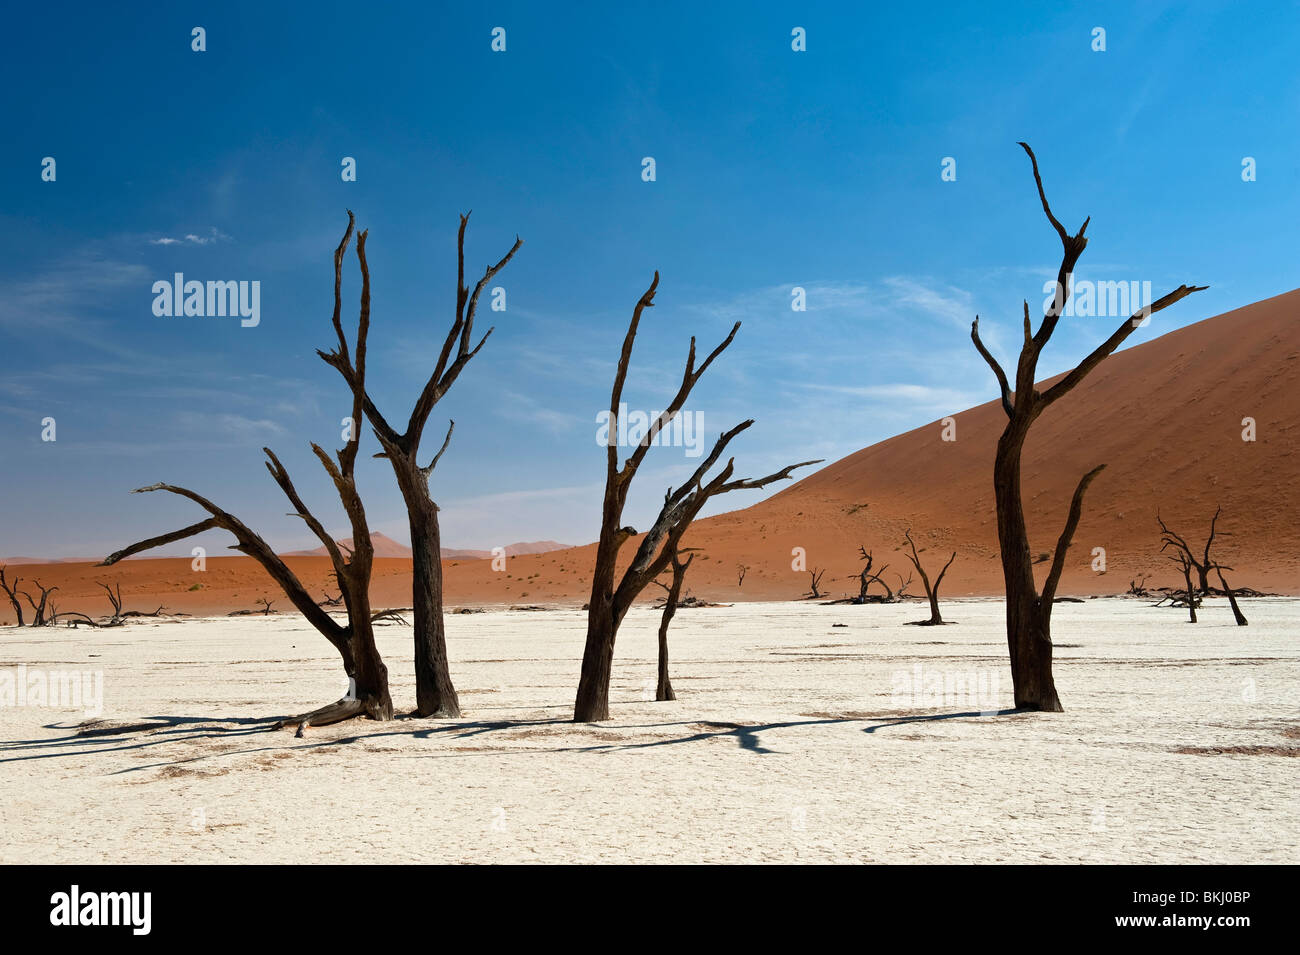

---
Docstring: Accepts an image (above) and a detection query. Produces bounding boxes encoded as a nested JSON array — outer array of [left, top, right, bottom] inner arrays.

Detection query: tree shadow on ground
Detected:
[[0, 712, 860, 771], [860, 709, 1023, 733], [1, 707, 1028, 774]]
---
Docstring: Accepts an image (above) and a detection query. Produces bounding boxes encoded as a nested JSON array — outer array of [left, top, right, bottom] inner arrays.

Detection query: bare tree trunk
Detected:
[[655, 550, 694, 701], [0, 568, 27, 626], [575, 593, 619, 722], [574, 272, 819, 722], [1180, 559, 1198, 623], [854, 547, 894, 602], [24, 581, 57, 627], [808, 567, 827, 599], [322, 214, 523, 719], [406, 486, 459, 716], [971, 144, 1205, 712], [994, 433, 1063, 710], [1216, 566, 1247, 626], [902, 528, 956, 625]]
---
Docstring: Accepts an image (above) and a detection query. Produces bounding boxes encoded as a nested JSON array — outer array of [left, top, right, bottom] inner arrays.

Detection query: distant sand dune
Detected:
[[2, 291, 1296, 621]]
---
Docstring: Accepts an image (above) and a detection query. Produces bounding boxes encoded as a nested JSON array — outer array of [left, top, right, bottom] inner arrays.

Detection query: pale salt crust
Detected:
[[1, 598, 1296, 864]]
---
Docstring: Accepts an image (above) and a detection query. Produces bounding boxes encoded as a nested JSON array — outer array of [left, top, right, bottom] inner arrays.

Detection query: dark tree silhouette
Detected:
[[322, 213, 522, 718], [853, 547, 894, 603], [573, 272, 819, 722], [1169, 551, 1199, 622], [970, 143, 1206, 711], [98, 581, 123, 623], [1215, 565, 1249, 626], [0, 567, 27, 626], [651, 546, 696, 701], [21, 579, 57, 627], [808, 567, 828, 599], [1157, 507, 1221, 595], [102, 214, 392, 730], [901, 529, 956, 626]]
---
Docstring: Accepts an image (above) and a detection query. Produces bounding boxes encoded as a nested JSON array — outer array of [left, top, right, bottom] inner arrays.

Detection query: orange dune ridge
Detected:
[[4, 289, 1296, 621]]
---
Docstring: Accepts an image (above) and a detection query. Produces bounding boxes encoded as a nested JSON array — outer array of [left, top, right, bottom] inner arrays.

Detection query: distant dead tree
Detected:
[[1158, 507, 1249, 625], [573, 272, 819, 721], [101, 213, 392, 730], [807, 567, 828, 599], [22, 579, 57, 627], [0, 567, 27, 626], [651, 547, 698, 701], [1214, 565, 1249, 626], [1168, 551, 1199, 622], [322, 213, 522, 718], [970, 143, 1206, 711], [1157, 507, 1221, 596], [318, 571, 344, 607], [1127, 575, 1152, 597], [901, 529, 956, 626], [256, 597, 275, 615], [98, 581, 123, 623], [853, 547, 895, 603], [736, 563, 749, 588]]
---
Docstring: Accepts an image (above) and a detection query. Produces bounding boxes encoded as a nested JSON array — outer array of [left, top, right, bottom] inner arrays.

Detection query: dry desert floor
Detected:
[[1, 598, 1297, 864]]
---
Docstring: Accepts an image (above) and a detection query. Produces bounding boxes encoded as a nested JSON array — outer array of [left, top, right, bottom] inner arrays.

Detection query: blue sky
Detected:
[[1, 1, 1297, 558]]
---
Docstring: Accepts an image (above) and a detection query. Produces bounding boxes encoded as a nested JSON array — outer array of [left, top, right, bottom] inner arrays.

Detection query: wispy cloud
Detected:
[[170, 411, 289, 443], [0, 256, 152, 360], [880, 277, 975, 330], [798, 381, 983, 416], [497, 390, 578, 433], [149, 227, 231, 246]]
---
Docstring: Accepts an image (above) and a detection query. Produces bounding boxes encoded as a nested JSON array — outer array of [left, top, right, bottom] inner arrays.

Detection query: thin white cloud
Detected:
[[149, 227, 231, 246], [799, 381, 982, 415], [497, 390, 577, 433]]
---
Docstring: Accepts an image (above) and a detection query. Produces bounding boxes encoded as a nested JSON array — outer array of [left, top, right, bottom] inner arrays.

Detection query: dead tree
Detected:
[[651, 547, 697, 701], [573, 272, 820, 721], [970, 143, 1206, 711], [101, 213, 392, 730], [98, 581, 123, 623], [1157, 508, 1222, 595], [1215, 565, 1249, 626], [807, 567, 828, 599], [0, 567, 27, 626], [736, 563, 748, 588], [853, 548, 894, 603], [322, 214, 521, 718], [1169, 551, 1198, 622], [902, 529, 957, 626], [23, 580, 57, 627]]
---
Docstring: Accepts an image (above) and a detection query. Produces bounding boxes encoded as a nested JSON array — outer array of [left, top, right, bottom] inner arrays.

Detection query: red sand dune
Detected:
[[282, 534, 571, 561], [4, 290, 1296, 622]]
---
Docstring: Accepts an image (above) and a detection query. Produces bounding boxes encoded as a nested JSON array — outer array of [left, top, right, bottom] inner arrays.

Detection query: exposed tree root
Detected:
[[276, 695, 391, 737]]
